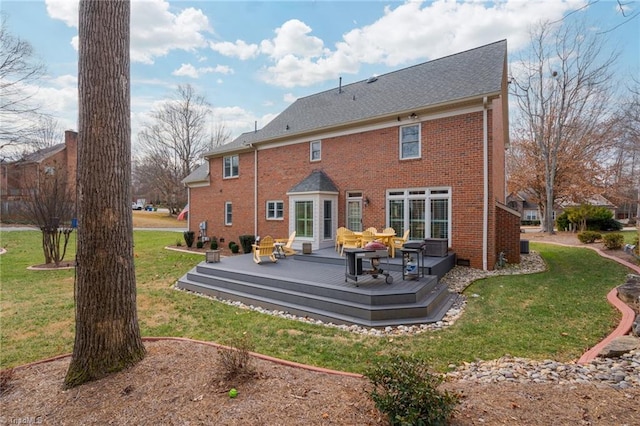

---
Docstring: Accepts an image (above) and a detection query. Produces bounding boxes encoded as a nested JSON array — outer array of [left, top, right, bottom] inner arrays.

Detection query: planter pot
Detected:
[[206, 250, 221, 263]]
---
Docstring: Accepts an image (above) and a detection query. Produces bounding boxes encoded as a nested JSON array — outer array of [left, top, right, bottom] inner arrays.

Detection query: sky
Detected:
[[2, 0, 639, 150]]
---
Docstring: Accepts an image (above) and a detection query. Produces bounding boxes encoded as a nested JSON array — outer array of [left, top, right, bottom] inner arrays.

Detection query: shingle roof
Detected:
[[16, 143, 66, 164], [288, 170, 339, 194], [181, 162, 209, 185], [208, 39, 506, 156]]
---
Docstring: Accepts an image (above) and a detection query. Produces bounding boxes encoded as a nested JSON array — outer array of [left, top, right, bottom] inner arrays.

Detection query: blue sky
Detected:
[[2, 0, 639, 148]]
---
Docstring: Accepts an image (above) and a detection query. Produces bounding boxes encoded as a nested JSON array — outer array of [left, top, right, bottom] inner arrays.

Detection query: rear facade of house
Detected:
[[184, 40, 520, 270]]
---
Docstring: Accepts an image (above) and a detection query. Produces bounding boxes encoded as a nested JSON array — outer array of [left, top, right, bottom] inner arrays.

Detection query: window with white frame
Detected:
[[223, 155, 239, 178], [399, 124, 420, 159], [310, 140, 321, 161], [225, 202, 232, 225], [295, 200, 313, 237], [387, 188, 451, 243], [266, 200, 284, 220]]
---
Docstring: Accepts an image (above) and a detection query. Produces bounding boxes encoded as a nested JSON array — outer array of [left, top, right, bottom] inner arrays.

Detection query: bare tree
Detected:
[[210, 121, 232, 148], [65, 0, 145, 389], [510, 20, 618, 234], [18, 163, 75, 265], [0, 13, 46, 156], [137, 84, 212, 213], [27, 116, 62, 152]]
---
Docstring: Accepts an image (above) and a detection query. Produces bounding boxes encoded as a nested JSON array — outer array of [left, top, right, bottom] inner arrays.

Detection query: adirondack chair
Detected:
[[252, 235, 277, 264], [335, 227, 348, 252], [275, 232, 297, 256]]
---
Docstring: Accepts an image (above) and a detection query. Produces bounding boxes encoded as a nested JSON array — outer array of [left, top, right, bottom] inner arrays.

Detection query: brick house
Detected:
[[183, 40, 520, 270], [1, 130, 78, 221]]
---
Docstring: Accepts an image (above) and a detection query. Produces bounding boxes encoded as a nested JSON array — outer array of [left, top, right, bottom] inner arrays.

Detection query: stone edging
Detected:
[[534, 241, 639, 364]]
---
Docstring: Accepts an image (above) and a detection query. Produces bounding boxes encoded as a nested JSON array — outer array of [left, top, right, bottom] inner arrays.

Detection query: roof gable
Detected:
[[288, 170, 339, 194]]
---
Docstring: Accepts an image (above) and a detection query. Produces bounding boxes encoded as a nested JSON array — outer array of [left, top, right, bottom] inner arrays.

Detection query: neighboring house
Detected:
[[1, 130, 78, 221], [183, 40, 520, 270], [507, 191, 619, 226], [507, 190, 543, 224]]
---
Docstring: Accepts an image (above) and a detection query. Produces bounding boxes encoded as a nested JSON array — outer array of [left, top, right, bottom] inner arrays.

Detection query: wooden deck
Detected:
[[176, 247, 458, 327]]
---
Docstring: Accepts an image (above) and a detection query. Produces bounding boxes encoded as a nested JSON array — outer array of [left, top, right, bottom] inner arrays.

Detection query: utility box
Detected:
[[423, 238, 448, 257], [520, 240, 530, 254], [302, 243, 312, 254]]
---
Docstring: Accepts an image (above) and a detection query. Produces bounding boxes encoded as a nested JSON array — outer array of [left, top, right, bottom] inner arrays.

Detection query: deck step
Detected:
[[176, 251, 457, 327]]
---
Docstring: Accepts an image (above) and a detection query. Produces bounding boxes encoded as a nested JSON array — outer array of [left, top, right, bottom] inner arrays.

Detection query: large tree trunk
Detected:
[[65, 0, 145, 389]]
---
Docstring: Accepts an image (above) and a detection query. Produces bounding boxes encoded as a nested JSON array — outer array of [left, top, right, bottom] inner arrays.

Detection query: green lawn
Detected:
[[0, 231, 632, 372]]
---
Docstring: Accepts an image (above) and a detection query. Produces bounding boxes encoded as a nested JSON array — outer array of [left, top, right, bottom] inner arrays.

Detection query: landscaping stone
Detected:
[[598, 335, 640, 358], [617, 274, 640, 312]]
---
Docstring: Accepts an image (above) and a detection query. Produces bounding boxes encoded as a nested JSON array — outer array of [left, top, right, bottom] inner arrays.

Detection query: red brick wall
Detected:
[[191, 104, 513, 269], [495, 202, 521, 266]]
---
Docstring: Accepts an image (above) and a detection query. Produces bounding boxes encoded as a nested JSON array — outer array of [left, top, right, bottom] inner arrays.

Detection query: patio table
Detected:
[[354, 231, 397, 257]]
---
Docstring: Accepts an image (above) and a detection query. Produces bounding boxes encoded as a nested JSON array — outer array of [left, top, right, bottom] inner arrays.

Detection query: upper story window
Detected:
[[44, 166, 55, 175], [400, 124, 420, 160], [223, 155, 239, 178], [266, 200, 284, 220], [310, 140, 321, 161]]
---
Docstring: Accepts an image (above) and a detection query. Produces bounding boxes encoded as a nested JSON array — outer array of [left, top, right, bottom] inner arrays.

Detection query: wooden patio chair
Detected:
[[275, 231, 297, 256], [392, 229, 410, 254], [383, 227, 396, 235], [340, 231, 361, 256], [252, 235, 277, 264], [365, 227, 378, 234], [360, 229, 377, 248], [335, 227, 348, 252]]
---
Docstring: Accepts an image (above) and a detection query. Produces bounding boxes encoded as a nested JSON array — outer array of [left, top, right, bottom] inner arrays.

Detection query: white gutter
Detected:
[[482, 97, 489, 270], [249, 143, 257, 236]]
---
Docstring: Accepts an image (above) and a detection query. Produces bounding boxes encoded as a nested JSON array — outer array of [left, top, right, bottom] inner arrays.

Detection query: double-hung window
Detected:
[[400, 124, 420, 159], [225, 202, 232, 225], [223, 155, 239, 178], [310, 140, 321, 161], [266, 201, 284, 220]]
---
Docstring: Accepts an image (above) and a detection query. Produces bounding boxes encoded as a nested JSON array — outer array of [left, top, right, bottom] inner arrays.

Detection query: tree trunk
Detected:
[[65, 0, 145, 389]]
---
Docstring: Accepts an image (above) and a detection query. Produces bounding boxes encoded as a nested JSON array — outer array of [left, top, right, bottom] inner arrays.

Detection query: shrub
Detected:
[[556, 211, 571, 232], [365, 354, 459, 426], [196, 241, 204, 249], [230, 243, 240, 254], [602, 233, 624, 250], [210, 237, 218, 250], [577, 231, 601, 244], [238, 235, 256, 254], [183, 231, 195, 248], [176, 239, 182, 247], [228, 241, 236, 249], [218, 334, 256, 380]]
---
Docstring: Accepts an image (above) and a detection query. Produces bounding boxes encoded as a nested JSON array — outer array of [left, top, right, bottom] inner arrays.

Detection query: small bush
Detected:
[[577, 231, 601, 244], [176, 239, 182, 247], [602, 233, 624, 250], [365, 354, 459, 426], [210, 239, 218, 250], [228, 241, 237, 249], [238, 235, 256, 254], [183, 231, 195, 248], [230, 243, 240, 254], [218, 334, 256, 380], [196, 241, 204, 249]]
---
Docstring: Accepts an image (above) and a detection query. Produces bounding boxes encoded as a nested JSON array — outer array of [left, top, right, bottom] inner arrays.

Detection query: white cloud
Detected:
[[172, 64, 233, 79], [249, 0, 586, 88], [209, 40, 260, 60], [283, 93, 297, 103], [45, 0, 212, 64]]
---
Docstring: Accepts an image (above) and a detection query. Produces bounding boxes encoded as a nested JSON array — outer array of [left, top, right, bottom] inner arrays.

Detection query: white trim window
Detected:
[[225, 202, 233, 225], [266, 200, 284, 220], [310, 140, 321, 161], [387, 188, 451, 244], [399, 124, 421, 160], [223, 155, 239, 178]]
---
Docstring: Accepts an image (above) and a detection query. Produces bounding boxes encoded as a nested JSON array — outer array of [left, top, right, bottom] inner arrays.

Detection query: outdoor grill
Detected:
[[344, 248, 393, 285]]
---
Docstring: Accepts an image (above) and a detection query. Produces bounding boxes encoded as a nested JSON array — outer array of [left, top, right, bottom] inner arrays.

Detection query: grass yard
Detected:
[[0, 231, 633, 373]]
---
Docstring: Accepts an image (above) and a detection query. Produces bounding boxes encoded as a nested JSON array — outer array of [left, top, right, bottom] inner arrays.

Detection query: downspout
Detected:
[[482, 97, 489, 271], [250, 144, 257, 236]]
